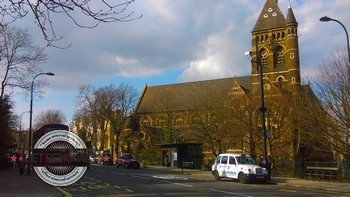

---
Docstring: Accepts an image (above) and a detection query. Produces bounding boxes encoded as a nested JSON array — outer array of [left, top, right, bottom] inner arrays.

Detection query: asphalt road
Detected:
[[57, 165, 349, 197]]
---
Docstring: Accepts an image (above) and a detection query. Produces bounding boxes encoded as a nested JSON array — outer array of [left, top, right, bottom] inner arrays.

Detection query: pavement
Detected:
[[173, 167, 350, 194], [0, 165, 349, 197], [0, 166, 63, 197]]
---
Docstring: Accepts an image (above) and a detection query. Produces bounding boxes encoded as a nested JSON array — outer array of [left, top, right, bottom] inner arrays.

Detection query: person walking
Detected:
[[17, 152, 26, 175], [257, 155, 264, 167], [266, 152, 273, 180]]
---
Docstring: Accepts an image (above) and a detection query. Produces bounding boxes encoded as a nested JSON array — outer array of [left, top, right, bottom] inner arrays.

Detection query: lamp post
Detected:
[[27, 72, 55, 175], [320, 16, 350, 77], [257, 55, 268, 167], [19, 111, 30, 151], [247, 50, 269, 178], [246, 38, 268, 167]]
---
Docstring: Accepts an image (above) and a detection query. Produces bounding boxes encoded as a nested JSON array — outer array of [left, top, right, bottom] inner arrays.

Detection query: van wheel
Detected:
[[238, 172, 247, 184], [214, 171, 221, 181]]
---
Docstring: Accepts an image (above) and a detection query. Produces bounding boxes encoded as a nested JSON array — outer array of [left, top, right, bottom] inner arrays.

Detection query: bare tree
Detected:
[[74, 83, 138, 155], [188, 92, 235, 157], [0, 0, 142, 47], [310, 50, 350, 158], [94, 83, 138, 155], [190, 106, 227, 157], [75, 84, 102, 150], [0, 25, 47, 100], [72, 111, 90, 144], [34, 109, 67, 129]]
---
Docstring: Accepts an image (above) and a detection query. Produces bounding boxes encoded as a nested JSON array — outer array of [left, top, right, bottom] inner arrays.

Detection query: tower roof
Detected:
[[286, 2, 298, 25], [252, 0, 286, 32]]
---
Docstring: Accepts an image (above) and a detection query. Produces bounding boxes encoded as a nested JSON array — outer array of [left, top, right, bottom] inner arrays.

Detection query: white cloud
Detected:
[[181, 23, 240, 81], [10, 0, 350, 125]]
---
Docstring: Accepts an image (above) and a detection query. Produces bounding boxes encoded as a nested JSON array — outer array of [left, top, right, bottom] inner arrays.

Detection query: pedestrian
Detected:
[[18, 152, 26, 175], [11, 153, 18, 168], [257, 155, 264, 167], [266, 152, 273, 180]]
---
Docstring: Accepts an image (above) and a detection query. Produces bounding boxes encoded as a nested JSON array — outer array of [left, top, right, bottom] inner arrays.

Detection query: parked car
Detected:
[[211, 153, 268, 184], [115, 153, 140, 169], [89, 154, 99, 164], [100, 154, 113, 165]]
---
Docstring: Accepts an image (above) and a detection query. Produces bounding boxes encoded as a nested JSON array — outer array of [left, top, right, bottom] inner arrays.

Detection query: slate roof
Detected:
[[136, 76, 252, 114], [252, 0, 287, 32], [286, 5, 297, 25]]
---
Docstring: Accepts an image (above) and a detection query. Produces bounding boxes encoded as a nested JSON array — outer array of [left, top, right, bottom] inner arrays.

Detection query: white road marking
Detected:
[[112, 172, 125, 175], [152, 175, 188, 180], [132, 175, 151, 179], [55, 187, 73, 197], [209, 189, 253, 197], [160, 180, 193, 187]]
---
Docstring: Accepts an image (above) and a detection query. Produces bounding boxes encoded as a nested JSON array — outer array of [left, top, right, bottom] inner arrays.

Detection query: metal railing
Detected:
[[272, 160, 350, 182]]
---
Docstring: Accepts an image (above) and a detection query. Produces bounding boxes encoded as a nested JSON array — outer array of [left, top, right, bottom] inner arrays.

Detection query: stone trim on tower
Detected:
[[251, 0, 301, 94]]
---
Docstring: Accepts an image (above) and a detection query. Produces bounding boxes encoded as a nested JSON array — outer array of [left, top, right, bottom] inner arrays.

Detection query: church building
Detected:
[[125, 0, 322, 171]]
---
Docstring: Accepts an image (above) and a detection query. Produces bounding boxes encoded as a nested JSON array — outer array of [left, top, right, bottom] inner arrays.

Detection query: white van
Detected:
[[211, 153, 268, 183]]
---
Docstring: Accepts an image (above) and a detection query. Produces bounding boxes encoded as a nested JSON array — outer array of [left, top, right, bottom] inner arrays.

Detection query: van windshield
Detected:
[[236, 156, 256, 165]]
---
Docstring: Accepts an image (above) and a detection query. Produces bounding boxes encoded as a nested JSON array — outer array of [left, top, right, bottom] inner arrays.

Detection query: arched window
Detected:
[[192, 116, 200, 125], [259, 48, 268, 68], [174, 115, 184, 125], [274, 45, 284, 67], [292, 77, 296, 84], [142, 117, 152, 126], [277, 76, 284, 89], [272, 33, 276, 40]]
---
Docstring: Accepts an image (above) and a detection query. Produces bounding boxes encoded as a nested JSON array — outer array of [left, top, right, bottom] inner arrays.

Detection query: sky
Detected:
[[8, 0, 350, 129]]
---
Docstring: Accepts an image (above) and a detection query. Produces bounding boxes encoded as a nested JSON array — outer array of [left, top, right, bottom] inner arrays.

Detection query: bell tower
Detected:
[[251, 0, 301, 94]]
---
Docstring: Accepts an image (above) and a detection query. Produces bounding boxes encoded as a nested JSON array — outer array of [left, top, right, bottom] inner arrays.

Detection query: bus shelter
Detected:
[[158, 143, 202, 169]]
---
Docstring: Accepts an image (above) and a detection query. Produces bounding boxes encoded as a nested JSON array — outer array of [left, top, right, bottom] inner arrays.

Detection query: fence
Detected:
[[272, 160, 350, 182]]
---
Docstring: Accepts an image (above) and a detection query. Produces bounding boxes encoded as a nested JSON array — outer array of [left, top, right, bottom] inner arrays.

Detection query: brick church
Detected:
[[124, 0, 324, 170]]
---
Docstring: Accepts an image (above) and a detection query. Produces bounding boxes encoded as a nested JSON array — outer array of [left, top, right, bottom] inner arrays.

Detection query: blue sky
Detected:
[[9, 0, 350, 128]]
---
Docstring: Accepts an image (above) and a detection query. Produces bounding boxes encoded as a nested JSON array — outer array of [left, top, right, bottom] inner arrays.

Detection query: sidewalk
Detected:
[[0, 167, 63, 197], [150, 166, 350, 194]]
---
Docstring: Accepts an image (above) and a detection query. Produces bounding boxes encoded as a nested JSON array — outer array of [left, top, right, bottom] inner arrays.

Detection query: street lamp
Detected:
[[245, 39, 268, 167], [27, 72, 55, 175], [320, 16, 350, 76], [245, 38, 271, 171], [19, 111, 30, 151]]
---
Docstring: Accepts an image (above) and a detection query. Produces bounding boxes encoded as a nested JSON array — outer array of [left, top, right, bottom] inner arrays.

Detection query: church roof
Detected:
[[136, 76, 251, 113], [252, 0, 286, 32], [286, 4, 298, 25]]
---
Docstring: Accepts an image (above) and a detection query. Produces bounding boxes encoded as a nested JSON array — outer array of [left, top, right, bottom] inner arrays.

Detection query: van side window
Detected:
[[221, 156, 228, 164], [229, 156, 236, 165]]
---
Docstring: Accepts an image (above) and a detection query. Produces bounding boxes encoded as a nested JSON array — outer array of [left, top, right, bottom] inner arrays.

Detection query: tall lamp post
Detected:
[[27, 72, 55, 175], [246, 38, 268, 166], [320, 16, 350, 77], [19, 111, 30, 151]]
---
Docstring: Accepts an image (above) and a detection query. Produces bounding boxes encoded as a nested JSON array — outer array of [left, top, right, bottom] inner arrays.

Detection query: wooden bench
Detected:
[[304, 166, 339, 182], [181, 161, 194, 169]]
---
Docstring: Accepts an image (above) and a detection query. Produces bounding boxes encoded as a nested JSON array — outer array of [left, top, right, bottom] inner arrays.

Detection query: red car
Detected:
[[115, 153, 140, 169]]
